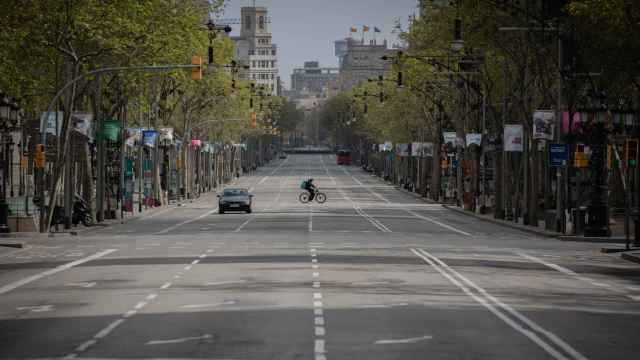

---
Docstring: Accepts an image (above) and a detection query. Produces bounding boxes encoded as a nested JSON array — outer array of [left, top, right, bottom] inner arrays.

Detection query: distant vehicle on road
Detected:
[[217, 188, 253, 214], [337, 149, 352, 165], [279, 152, 287, 159]]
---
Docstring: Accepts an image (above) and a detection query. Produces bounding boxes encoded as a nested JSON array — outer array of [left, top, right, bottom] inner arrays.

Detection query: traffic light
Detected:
[[626, 139, 638, 168], [191, 55, 203, 80], [35, 144, 45, 168]]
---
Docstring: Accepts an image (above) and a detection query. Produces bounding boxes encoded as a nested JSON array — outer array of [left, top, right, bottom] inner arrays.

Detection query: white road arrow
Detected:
[[65, 282, 97, 288], [146, 334, 213, 345], [17, 305, 54, 313], [375, 335, 433, 345]]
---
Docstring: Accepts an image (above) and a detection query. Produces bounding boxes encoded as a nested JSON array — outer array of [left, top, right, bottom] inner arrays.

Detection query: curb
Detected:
[[559, 236, 628, 244], [442, 204, 561, 238], [621, 252, 640, 265], [0, 241, 24, 248]]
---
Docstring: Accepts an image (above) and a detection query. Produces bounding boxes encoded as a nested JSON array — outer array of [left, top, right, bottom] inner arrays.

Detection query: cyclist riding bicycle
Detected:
[[302, 178, 317, 201]]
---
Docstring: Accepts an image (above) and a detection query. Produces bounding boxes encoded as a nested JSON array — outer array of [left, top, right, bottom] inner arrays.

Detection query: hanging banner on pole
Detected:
[[40, 112, 64, 136], [125, 128, 142, 147], [159, 128, 174, 143], [142, 130, 157, 147], [466, 133, 482, 146], [71, 113, 94, 139], [533, 110, 555, 140], [443, 132, 457, 146], [504, 125, 523, 152]]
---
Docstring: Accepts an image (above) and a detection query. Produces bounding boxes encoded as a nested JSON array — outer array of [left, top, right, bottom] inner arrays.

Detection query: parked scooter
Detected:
[[37, 194, 94, 228]]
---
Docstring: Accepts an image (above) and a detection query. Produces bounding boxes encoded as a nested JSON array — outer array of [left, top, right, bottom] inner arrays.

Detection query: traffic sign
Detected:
[[549, 143, 569, 167]]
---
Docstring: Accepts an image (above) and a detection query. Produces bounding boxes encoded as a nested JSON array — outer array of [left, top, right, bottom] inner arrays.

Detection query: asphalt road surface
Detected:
[[1, 154, 640, 360]]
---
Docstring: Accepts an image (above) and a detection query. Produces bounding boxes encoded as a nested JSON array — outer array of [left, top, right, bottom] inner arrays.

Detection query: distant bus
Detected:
[[337, 149, 352, 165]]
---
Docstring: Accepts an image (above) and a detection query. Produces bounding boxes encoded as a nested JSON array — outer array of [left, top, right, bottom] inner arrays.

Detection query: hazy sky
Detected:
[[219, 0, 419, 89]]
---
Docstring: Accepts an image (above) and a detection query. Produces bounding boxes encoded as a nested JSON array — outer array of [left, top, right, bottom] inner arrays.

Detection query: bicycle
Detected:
[[299, 190, 327, 204]]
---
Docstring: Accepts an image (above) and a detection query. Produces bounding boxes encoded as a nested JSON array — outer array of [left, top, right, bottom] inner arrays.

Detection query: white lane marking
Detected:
[[258, 176, 269, 185], [75, 339, 97, 352], [312, 259, 318, 263], [315, 316, 325, 325], [314, 293, 323, 299], [374, 335, 433, 345], [65, 282, 97, 288], [207, 249, 214, 253], [357, 303, 409, 309], [234, 217, 254, 232], [413, 248, 588, 360], [312, 264, 319, 269], [629, 295, 640, 301], [315, 339, 326, 353], [146, 334, 213, 345], [191, 259, 200, 265], [310, 248, 317, 252], [160, 282, 172, 289], [626, 285, 640, 291], [206, 280, 247, 286], [313, 282, 321, 288], [406, 209, 471, 236], [518, 252, 629, 296], [123, 310, 137, 318], [184, 265, 193, 271], [314, 308, 324, 316], [0, 249, 117, 295], [134, 301, 148, 310], [155, 209, 216, 234], [17, 305, 54, 313], [314, 301, 323, 307], [313, 272, 320, 278], [199, 254, 207, 259], [145, 293, 158, 301], [315, 326, 326, 336], [180, 301, 236, 309], [95, 319, 125, 339]]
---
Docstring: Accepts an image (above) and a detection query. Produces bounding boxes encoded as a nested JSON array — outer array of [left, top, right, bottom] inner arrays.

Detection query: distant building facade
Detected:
[[290, 61, 339, 99], [335, 37, 395, 91], [231, 6, 279, 95]]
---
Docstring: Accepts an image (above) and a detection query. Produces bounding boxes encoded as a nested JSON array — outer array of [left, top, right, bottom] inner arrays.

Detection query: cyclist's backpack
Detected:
[[300, 180, 307, 189]]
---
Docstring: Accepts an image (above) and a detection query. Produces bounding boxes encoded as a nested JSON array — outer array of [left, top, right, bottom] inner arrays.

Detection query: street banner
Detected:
[[71, 113, 93, 139], [466, 133, 482, 147], [397, 143, 410, 157], [103, 119, 120, 141], [504, 125, 523, 152], [158, 127, 174, 143], [549, 143, 569, 167], [191, 139, 202, 147], [533, 110, 555, 140], [422, 142, 434, 157], [411, 142, 422, 157], [381, 141, 393, 151], [562, 111, 582, 134], [125, 128, 141, 147], [40, 111, 63, 136], [123, 158, 134, 212], [443, 132, 457, 146], [142, 129, 157, 147]]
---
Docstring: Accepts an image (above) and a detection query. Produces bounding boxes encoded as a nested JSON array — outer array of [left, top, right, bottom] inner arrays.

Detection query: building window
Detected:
[[272, 49, 276, 56], [252, 61, 256, 68], [252, 74, 256, 79], [271, 61, 275, 68], [249, 50, 254, 56], [259, 16, 265, 30], [245, 15, 251, 30]]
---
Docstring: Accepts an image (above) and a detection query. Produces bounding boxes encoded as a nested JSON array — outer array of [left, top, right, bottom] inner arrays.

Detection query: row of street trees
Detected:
[[0, 0, 301, 232], [321, 0, 640, 240]]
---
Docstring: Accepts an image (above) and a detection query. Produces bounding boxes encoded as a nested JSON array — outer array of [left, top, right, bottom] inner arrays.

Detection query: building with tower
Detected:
[[335, 37, 395, 91], [231, 6, 279, 96]]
